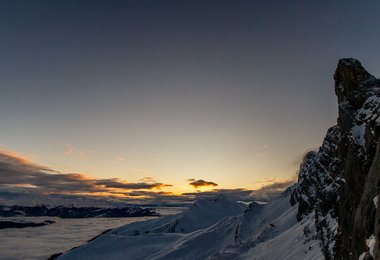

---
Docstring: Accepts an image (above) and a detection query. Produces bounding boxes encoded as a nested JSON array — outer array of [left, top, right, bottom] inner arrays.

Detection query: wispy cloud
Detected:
[[254, 178, 276, 185], [51, 140, 93, 160], [140, 177, 156, 182], [253, 144, 268, 151], [288, 148, 318, 169], [255, 153, 266, 159], [114, 156, 126, 161], [188, 179, 218, 189], [249, 177, 297, 201], [253, 144, 268, 159], [242, 144, 269, 159]]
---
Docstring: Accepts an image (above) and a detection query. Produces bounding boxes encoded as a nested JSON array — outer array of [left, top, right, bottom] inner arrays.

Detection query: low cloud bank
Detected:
[[0, 150, 171, 197], [0, 149, 297, 206]]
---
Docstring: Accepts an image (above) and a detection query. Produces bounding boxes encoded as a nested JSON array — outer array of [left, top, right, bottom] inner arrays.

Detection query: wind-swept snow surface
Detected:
[[59, 193, 323, 260]]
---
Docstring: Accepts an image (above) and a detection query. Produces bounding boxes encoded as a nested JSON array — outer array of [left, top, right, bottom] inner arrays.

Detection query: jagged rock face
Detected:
[[291, 126, 342, 258], [359, 135, 380, 259], [335, 59, 380, 259], [291, 127, 342, 221], [291, 58, 380, 259]]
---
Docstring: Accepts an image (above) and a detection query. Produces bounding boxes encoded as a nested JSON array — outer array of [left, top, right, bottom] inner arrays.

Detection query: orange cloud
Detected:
[[0, 149, 172, 198], [0, 148, 54, 172]]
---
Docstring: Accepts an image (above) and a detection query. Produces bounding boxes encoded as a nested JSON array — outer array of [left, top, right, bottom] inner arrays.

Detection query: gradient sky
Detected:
[[1, 1, 380, 196]]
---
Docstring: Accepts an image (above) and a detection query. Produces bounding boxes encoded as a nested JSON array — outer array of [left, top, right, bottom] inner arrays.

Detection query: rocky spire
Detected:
[[334, 58, 377, 107], [292, 58, 380, 259], [334, 58, 380, 141]]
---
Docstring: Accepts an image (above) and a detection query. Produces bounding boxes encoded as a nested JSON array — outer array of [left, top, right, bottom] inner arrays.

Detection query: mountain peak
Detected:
[[334, 58, 373, 85], [334, 58, 378, 110]]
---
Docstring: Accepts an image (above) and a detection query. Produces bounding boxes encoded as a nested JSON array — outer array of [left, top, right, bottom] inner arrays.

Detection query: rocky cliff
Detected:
[[291, 58, 380, 259]]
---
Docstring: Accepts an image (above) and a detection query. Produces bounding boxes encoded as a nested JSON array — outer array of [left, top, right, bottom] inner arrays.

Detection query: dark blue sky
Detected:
[[0, 1, 379, 191]]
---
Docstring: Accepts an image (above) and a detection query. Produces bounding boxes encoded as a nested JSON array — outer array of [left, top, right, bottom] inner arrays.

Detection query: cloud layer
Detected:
[[0, 149, 295, 205], [0, 150, 171, 197]]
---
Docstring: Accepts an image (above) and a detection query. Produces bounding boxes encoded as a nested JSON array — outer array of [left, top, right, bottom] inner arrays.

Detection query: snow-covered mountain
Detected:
[[59, 190, 322, 260], [58, 59, 380, 260], [109, 194, 244, 235]]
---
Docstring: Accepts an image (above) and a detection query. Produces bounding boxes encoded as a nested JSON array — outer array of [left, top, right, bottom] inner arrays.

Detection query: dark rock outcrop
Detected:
[[291, 58, 380, 259]]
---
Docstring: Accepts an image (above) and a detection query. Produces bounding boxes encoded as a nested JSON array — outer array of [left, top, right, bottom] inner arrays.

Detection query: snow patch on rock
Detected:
[[374, 195, 378, 209]]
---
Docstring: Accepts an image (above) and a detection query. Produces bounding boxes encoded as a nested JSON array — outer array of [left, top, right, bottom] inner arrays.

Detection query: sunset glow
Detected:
[[1, 1, 379, 205]]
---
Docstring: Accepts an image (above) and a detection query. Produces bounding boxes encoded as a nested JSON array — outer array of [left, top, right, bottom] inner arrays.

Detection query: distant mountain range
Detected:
[[0, 205, 159, 218], [57, 59, 380, 259], [0, 192, 129, 208], [0, 219, 55, 229]]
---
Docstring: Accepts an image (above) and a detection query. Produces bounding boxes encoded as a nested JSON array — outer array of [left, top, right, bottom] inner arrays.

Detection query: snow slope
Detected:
[[59, 192, 323, 260]]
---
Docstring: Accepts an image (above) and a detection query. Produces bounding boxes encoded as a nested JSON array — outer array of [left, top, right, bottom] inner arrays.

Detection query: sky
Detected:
[[0, 1, 379, 203]]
